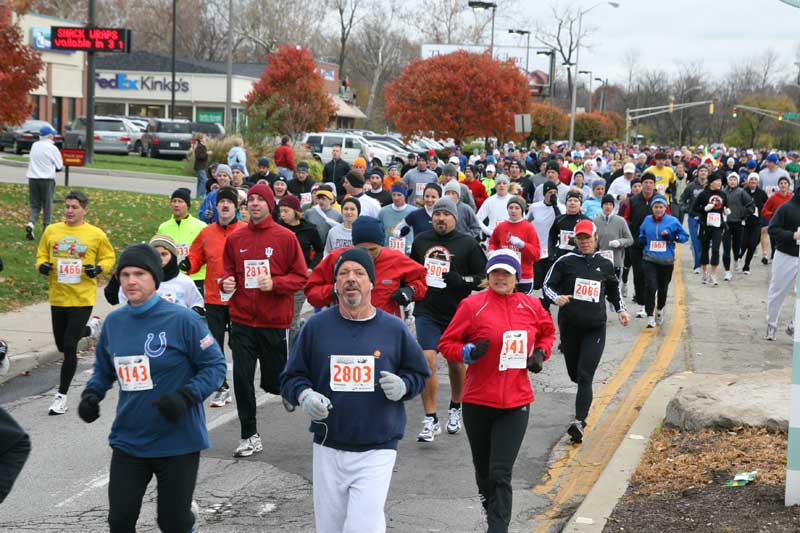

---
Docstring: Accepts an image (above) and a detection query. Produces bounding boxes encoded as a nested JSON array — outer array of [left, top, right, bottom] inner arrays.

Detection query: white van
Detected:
[[302, 132, 403, 167]]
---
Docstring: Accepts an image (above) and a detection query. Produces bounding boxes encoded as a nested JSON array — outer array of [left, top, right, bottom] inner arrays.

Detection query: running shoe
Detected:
[[723, 271, 732, 281], [567, 420, 584, 443], [621, 282, 628, 298], [87, 316, 102, 341], [788, 322, 795, 338], [743, 267, 750, 275], [48, 392, 68, 415], [635, 306, 647, 318], [233, 433, 263, 457], [646, 316, 657, 328], [209, 386, 231, 407], [762, 257, 769, 265], [446, 407, 462, 434], [24, 222, 34, 241], [765, 325, 777, 341], [655, 310, 663, 325], [711, 275, 719, 286], [417, 416, 441, 443], [191, 500, 200, 532], [734, 260, 741, 272], [702, 272, 709, 284], [693, 267, 701, 274]]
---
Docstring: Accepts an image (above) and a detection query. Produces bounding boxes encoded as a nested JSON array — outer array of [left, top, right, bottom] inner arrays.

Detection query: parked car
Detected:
[[64, 116, 139, 154], [190, 122, 225, 138], [0, 120, 63, 154], [140, 118, 193, 158], [302, 131, 404, 167]]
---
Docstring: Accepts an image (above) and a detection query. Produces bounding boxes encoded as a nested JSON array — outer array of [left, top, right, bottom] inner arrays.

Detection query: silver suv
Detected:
[[140, 118, 193, 158], [65, 116, 139, 154]]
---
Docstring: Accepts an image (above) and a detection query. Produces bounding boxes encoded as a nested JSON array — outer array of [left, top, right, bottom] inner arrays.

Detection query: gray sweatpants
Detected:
[[767, 250, 798, 329], [28, 179, 56, 227]]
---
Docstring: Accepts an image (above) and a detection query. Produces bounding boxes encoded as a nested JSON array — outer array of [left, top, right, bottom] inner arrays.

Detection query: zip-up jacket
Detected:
[[439, 290, 555, 409], [305, 246, 427, 316], [410, 229, 487, 321], [638, 214, 690, 265], [624, 192, 659, 249], [188, 219, 245, 305], [743, 185, 768, 221], [222, 215, 309, 328], [724, 186, 755, 223], [768, 195, 800, 257], [679, 180, 705, 216], [280, 219, 324, 270], [157, 214, 207, 281], [547, 212, 589, 258], [691, 188, 728, 227], [543, 251, 624, 328], [489, 219, 541, 280]]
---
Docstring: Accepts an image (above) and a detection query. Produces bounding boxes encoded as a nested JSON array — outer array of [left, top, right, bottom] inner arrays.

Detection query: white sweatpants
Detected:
[[767, 250, 798, 328], [312, 443, 397, 533]]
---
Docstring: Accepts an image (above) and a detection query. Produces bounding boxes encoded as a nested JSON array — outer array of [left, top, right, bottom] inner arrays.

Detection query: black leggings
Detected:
[[722, 222, 744, 269], [205, 304, 230, 389], [463, 402, 529, 533], [622, 248, 632, 284], [108, 448, 199, 533], [51, 306, 93, 394], [700, 225, 723, 266], [741, 219, 761, 270], [559, 320, 606, 422], [643, 261, 673, 316]]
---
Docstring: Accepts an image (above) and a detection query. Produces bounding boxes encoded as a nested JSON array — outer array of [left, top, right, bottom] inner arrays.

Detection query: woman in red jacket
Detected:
[[439, 250, 555, 533]]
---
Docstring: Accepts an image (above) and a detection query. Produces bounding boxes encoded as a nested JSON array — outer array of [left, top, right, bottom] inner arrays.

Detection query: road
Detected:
[[0, 165, 792, 531]]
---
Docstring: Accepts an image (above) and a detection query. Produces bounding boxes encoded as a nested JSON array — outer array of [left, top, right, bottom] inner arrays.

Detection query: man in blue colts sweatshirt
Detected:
[[280, 247, 430, 533], [78, 243, 226, 533]]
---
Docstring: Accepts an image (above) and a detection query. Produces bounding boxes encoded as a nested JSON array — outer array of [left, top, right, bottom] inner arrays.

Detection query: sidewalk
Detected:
[[0, 154, 194, 184], [0, 287, 115, 385]]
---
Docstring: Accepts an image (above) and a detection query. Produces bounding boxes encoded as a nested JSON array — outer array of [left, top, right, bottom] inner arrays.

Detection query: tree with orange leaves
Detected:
[[384, 50, 530, 140], [244, 45, 336, 139], [0, 2, 43, 125]]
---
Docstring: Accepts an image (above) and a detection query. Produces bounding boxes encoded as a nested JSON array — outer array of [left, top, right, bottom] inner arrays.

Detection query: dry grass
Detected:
[[631, 427, 787, 495]]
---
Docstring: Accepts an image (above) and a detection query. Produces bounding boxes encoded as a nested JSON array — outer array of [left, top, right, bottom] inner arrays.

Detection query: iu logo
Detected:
[[265, 247, 274, 258]]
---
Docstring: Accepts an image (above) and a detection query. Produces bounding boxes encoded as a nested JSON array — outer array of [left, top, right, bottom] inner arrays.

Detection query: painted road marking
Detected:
[[534, 252, 687, 531]]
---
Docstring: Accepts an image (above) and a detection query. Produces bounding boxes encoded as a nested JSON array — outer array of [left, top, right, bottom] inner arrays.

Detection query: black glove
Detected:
[[391, 286, 414, 306], [527, 348, 546, 374], [399, 226, 411, 237], [84, 264, 103, 278], [470, 339, 491, 361], [0, 339, 7, 363], [38, 262, 52, 275], [78, 389, 102, 423], [191, 306, 206, 316], [179, 258, 191, 272], [443, 270, 464, 289], [152, 388, 195, 423]]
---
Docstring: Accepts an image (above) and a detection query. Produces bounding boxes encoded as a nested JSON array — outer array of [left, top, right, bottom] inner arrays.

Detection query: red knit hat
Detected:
[[247, 183, 275, 211]]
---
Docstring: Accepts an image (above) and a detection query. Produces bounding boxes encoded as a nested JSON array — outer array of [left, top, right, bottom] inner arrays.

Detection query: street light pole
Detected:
[[579, 70, 592, 112], [568, 1, 619, 147], [508, 29, 531, 73], [469, 1, 498, 57], [538, 49, 556, 143], [594, 77, 607, 112], [678, 85, 702, 146], [170, 0, 176, 119]]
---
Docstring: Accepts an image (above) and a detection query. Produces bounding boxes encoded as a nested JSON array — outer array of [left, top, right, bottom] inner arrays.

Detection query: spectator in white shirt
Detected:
[[25, 125, 63, 241]]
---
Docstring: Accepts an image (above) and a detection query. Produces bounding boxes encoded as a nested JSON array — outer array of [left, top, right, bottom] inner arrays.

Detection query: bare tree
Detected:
[[330, 0, 363, 77], [418, 0, 498, 45], [534, 2, 595, 98], [237, 0, 327, 57]]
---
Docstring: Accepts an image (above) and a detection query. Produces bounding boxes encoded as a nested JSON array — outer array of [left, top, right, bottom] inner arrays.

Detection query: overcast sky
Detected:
[[480, 0, 800, 85]]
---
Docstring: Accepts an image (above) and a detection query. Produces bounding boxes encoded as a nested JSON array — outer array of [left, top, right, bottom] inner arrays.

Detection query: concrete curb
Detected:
[[1, 347, 65, 386], [0, 156, 194, 183], [562, 371, 704, 532]]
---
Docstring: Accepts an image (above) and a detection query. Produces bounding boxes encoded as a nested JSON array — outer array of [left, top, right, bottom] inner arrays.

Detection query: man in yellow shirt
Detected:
[[644, 151, 677, 203], [158, 188, 207, 292], [35, 190, 116, 415]]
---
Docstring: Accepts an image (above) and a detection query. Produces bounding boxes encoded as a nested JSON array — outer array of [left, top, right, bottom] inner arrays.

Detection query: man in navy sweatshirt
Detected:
[[79, 243, 226, 533], [280, 247, 430, 533]]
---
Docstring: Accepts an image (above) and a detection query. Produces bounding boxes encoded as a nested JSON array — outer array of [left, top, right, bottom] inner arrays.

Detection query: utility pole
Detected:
[[225, 0, 233, 131], [86, 0, 96, 163], [170, 0, 176, 119]]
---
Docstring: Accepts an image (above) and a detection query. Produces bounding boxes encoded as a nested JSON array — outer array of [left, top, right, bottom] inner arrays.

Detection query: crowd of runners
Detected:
[[3, 125, 800, 532]]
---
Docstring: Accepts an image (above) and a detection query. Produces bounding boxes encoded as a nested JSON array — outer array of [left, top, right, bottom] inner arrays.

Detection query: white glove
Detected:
[[609, 239, 621, 249], [704, 203, 715, 212], [724, 207, 731, 216], [299, 388, 332, 421], [392, 227, 401, 238], [378, 371, 407, 401], [508, 235, 525, 248]]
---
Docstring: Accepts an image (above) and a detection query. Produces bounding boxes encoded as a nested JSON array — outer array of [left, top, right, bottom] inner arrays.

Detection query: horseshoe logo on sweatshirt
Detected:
[[144, 332, 168, 358]]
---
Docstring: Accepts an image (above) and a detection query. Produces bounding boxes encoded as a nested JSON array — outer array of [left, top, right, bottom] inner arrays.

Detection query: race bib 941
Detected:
[[330, 355, 375, 392], [499, 331, 528, 371], [114, 355, 153, 391]]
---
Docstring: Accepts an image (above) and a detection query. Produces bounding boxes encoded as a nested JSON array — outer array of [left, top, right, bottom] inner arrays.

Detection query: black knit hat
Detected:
[[171, 187, 192, 209], [601, 194, 615, 206], [334, 247, 376, 284], [116, 243, 164, 289], [546, 161, 560, 173], [216, 186, 239, 206]]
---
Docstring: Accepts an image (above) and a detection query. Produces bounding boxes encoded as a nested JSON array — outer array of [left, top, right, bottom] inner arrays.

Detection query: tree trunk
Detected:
[[365, 68, 382, 124]]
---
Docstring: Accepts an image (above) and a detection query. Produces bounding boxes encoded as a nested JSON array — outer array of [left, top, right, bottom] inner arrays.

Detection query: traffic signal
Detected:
[[668, 101, 674, 113], [708, 102, 715, 115], [732, 106, 737, 118]]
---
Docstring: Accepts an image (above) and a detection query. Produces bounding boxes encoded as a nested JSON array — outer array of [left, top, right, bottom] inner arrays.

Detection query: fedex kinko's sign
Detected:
[[95, 73, 190, 93]]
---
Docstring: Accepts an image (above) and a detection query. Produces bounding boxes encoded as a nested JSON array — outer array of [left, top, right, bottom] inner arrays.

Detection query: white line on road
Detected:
[[52, 392, 278, 508]]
